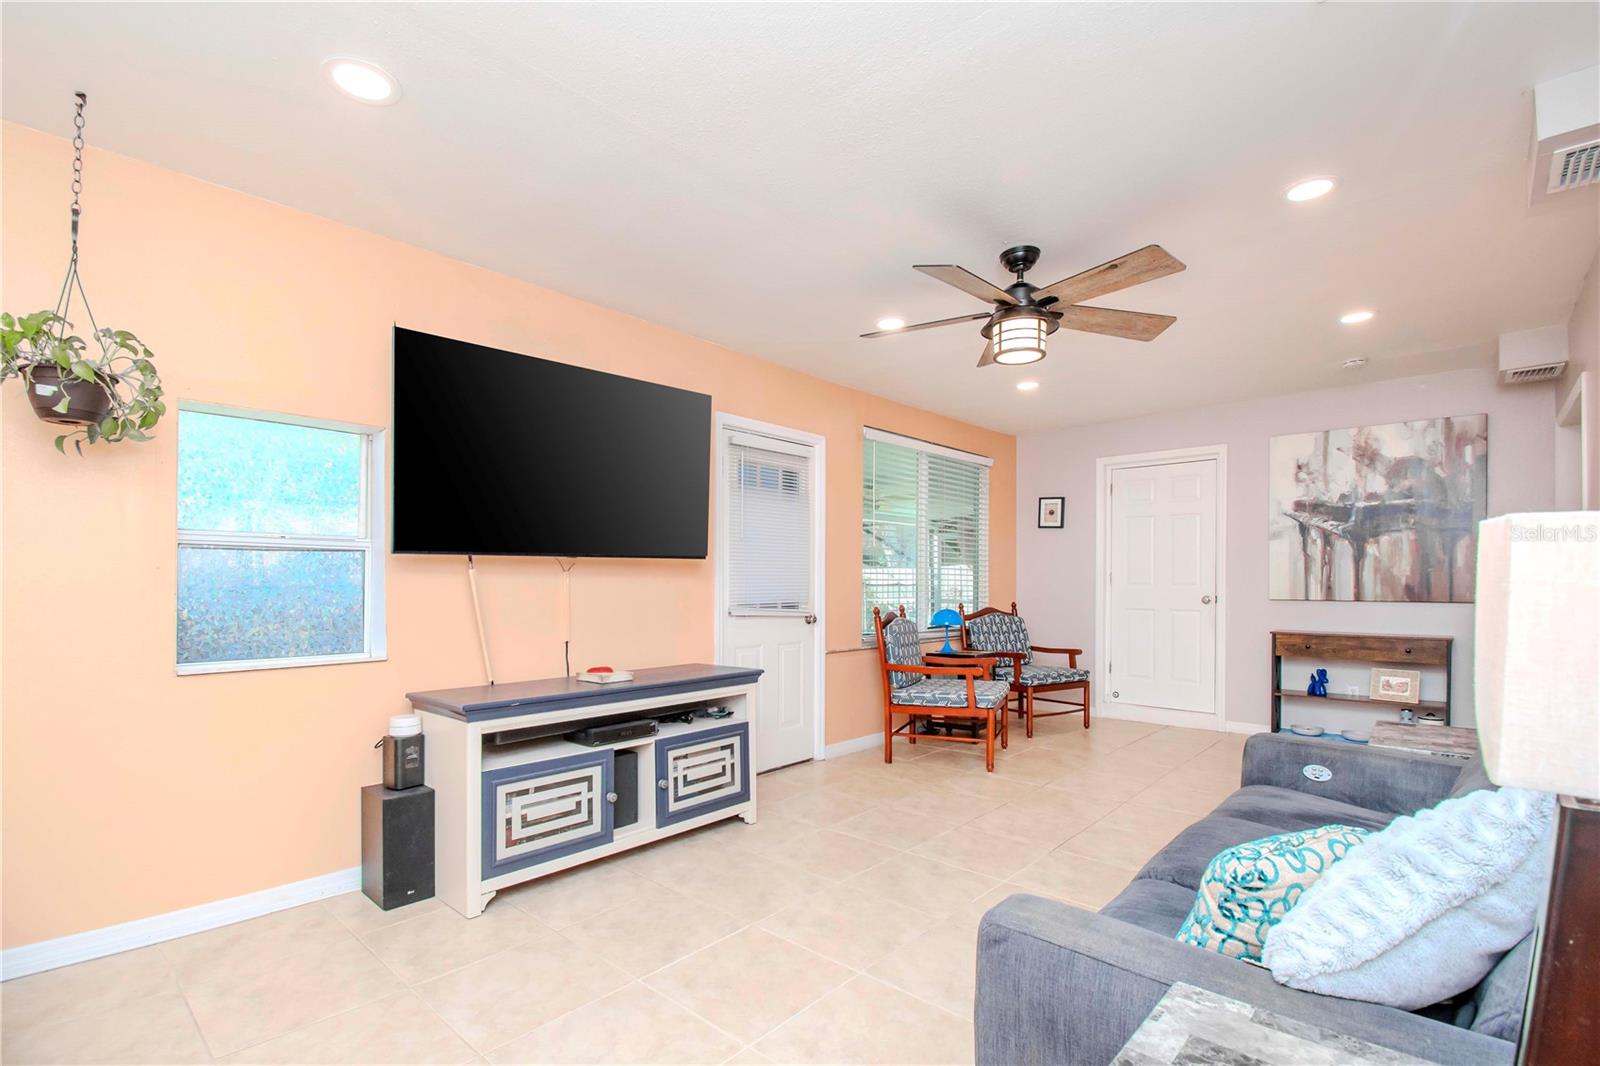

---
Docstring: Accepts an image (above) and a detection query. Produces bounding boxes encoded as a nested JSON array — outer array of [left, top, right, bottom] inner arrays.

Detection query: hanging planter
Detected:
[[0, 93, 164, 454]]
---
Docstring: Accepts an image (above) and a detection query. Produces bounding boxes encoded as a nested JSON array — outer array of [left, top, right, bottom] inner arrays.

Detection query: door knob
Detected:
[[804, 614, 817, 624], [1201, 595, 1213, 605], [605, 792, 618, 803], [657, 779, 669, 790]]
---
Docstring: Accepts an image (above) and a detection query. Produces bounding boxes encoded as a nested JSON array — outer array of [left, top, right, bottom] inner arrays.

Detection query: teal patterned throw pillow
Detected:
[[1176, 824, 1369, 964]]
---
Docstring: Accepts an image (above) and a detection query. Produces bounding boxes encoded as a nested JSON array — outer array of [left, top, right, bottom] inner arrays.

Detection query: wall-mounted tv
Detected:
[[392, 327, 710, 558]]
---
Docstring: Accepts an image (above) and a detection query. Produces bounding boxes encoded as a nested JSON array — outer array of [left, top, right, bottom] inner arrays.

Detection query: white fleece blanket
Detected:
[[1261, 786, 1554, 1009]]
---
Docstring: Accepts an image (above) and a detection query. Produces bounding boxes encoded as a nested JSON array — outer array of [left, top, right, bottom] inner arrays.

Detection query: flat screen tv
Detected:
[[392, 327, 710, 558]]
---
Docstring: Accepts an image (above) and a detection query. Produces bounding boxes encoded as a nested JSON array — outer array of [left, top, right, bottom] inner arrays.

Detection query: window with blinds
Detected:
[[726, 434, 813, 614], [861, 429, 990, 639]]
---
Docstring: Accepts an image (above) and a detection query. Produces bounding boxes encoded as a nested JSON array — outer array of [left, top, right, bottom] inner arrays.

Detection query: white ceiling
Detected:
[[3, 2, 1597, 433]]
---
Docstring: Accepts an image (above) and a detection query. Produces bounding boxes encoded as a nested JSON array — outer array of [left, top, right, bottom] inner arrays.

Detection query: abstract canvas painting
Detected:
[[1268, 414, 1487, 602]]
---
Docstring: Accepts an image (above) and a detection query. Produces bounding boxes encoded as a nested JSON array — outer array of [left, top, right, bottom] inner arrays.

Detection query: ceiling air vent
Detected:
[[1530, 67, 1599, 205], [1548, 139, 1600, 193]]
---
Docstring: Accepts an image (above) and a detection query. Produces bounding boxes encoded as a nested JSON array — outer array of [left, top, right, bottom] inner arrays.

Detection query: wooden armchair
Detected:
[[959, 602, 1090, 738], [872, 605, 1009, 771]]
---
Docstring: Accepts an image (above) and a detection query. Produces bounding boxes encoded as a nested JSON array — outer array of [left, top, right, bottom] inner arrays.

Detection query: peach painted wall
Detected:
[[0, 123, 1015, 948]]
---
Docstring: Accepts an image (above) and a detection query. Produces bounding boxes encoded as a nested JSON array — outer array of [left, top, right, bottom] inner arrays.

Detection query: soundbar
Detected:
[[565, 719, 659, 746]]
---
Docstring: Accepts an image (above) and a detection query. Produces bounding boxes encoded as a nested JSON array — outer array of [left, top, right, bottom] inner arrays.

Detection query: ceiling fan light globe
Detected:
[[991, 313, 1050, 365], [994, 349, 1045, 365]]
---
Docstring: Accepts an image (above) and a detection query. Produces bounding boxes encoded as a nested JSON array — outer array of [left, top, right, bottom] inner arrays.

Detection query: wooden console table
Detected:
[[408, 663, 763, 918], [1271, 631, 1452, 734]]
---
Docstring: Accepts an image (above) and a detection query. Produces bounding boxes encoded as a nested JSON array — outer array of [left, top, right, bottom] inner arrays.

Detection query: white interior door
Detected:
[[1108, 459, 1218, 720], [719, 429, 818, 772]]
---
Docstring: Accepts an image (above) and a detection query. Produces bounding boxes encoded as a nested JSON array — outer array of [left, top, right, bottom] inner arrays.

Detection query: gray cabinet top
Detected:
[[407, 663, 763, 721]]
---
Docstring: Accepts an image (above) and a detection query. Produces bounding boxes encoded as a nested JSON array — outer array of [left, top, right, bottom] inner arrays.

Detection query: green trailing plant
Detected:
[[6, 94, 163, 454], [1, 309, 165, 453]]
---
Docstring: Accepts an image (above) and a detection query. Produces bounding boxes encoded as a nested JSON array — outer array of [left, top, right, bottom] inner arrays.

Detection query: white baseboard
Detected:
[[1095, 705, 1267, 735], [1, 866, 360, 981], [1092, 704, 1230, 730], [822, 731, 881, 759]]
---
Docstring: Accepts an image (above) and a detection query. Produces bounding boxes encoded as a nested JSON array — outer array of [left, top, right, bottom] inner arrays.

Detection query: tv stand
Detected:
[[407, 663, 762, 918]]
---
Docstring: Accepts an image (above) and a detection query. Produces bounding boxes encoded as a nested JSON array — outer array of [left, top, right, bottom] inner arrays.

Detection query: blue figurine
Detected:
[[1307, 668, 1330, 697]]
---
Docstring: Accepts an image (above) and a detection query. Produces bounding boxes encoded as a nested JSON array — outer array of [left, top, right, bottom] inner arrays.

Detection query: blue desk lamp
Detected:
[[929, 608, 963, 654]]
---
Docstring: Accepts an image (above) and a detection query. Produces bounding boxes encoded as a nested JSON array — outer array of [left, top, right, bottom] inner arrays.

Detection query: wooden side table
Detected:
[[921, 650, 999, 738]]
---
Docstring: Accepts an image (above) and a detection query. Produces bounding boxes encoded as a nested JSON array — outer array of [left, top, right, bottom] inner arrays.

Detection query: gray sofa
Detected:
[[976, 733, 1532, 1065]]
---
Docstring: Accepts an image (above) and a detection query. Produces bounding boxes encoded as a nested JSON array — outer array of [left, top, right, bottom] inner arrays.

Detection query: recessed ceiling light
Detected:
[[1285, 177, 1336, 202], [875, 317, 905, 331], [1339, 309, 1375, 325], [323, 57, 399, 104], [1343, 357, 1368, 370], [1016, 380, 1040, 392]]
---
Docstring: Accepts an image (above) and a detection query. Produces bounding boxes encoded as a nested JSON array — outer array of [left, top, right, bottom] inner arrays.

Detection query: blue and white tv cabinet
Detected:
[[407, 663, 763, 918]]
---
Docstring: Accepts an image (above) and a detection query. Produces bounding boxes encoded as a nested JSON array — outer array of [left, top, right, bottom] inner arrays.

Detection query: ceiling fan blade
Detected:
[[859, 311, 991, 338], [1055, 305, 1177, 341], [1034, 245, 1185, 306], [913, 265, 1017, 305], [976, 342, 996, 367]]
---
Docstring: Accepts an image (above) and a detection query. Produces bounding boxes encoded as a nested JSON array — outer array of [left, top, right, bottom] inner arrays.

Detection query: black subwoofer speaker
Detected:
[[613, 749, 639, 828], [361, 783, 435, 910]]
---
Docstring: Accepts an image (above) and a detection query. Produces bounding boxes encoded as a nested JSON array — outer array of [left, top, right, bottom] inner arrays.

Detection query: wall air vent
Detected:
[[1548, 139, 1600, 193], [1498, 324, 1568, 386], [1504, 362, 1566, 384]]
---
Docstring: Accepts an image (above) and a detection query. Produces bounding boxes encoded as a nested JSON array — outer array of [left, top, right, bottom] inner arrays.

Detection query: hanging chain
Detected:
[[54, 91, 103, 347], [69, 91, 86, 257]]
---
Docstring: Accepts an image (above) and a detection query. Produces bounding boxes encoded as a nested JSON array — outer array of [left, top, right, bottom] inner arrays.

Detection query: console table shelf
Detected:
[[408, 663, 763, 918], [1270, 630, 1452, 734], [1271, 689, 1449, 712]]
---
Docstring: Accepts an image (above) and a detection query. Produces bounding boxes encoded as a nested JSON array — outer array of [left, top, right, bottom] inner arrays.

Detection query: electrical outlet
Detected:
[[1346, 685, 1360, 697]]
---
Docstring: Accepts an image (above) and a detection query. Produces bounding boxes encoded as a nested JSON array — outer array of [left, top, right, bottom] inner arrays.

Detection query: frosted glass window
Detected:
[[178, 548, 365, 663], [178, 411, 363, 535], [176, 407, 384, 672]]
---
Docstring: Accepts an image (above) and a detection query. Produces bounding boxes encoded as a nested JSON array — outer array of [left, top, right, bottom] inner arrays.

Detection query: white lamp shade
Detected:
[[1474, 513, 1600, 797]]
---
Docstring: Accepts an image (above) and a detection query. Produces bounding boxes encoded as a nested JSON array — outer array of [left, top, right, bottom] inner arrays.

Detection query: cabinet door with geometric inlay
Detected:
[[481, 750, 613, 879], [654, 723, 750, 828]]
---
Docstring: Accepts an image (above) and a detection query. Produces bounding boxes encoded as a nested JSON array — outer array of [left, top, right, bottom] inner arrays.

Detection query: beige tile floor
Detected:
[[0, 717, 1245, 1065]]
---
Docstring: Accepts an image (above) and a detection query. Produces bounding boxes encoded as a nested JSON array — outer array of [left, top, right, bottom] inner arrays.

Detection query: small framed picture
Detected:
[[1038, 497, 1065, 529], [1370, 667, 1422, 705]]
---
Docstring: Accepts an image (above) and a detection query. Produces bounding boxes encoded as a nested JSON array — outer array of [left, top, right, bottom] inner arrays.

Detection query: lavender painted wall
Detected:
[[1016, 367, 1557, 730], [1559, 252, 1599, 506]]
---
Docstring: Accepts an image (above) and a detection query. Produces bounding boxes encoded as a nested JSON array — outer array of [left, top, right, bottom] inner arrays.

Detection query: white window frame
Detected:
[[861, 427, 992, 643], [175, 401, 388, 675]]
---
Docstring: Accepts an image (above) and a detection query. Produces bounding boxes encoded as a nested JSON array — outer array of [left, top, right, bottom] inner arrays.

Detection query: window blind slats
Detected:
[[727, 440, 812, 614], [862, 436, 989, 637]]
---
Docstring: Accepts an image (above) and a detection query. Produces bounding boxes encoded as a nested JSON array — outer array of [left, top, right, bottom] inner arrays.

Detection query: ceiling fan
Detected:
[[860, 244, 1186, 366]]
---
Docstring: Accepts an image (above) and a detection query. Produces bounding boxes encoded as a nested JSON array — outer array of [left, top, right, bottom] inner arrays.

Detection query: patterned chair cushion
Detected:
[[881, 614, 924, 689], [1013, 663, 1090, 686], [890, 678, 1011, 709], [964, 612, 1033, 666]]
